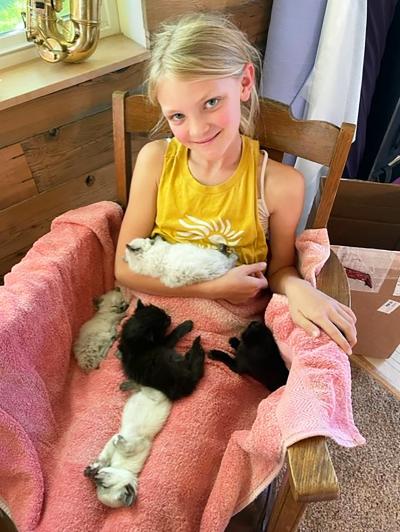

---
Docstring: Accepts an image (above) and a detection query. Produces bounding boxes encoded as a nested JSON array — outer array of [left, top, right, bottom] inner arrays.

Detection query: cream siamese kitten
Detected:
[[84, 385, 171, 507]]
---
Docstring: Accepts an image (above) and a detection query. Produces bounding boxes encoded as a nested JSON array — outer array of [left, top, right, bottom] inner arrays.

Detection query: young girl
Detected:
[[115, 12, 357, 355]]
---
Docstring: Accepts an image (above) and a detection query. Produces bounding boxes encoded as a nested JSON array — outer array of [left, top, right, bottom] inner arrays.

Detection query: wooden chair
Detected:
[[112, 91, 355, 531]]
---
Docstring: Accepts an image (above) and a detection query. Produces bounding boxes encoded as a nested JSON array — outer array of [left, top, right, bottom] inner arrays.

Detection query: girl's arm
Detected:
[[114, 141, 267, 300], [265, 159, 357, 354]]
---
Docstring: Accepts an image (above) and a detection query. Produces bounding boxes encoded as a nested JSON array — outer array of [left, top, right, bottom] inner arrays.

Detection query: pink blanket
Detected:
[[0, 203, 364, 532]]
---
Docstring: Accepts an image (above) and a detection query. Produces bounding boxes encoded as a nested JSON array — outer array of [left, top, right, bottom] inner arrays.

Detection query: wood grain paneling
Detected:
[[0, 246, 31, 281], [0, 163, 117, 274], [0, 59, 148, 278], [0, 143, 37, 209], [0, 62, 146, 149], [23, 109, 114, 192], [225, 0, 272, 49], [145, 0, 272, 46]]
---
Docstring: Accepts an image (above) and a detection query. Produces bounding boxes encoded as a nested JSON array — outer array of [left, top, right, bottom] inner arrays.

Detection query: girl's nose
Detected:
[[189, 118, 209, 140]]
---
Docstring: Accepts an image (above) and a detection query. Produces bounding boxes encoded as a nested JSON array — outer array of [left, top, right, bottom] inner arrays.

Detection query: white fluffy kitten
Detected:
[[125, 236, 237, 287], [73, 288, 128, 371], [84, 385, 171, 507]]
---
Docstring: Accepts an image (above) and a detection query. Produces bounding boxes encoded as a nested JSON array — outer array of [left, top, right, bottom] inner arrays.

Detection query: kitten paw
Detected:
[[112, 434, 126, 447], [92, 469, 112, 487], [181, 320, 194, 333], [119, 380, 139, 392], [228, 336, 240, 349], [84, 462, 102, 478], [208, 350, 218, 360]]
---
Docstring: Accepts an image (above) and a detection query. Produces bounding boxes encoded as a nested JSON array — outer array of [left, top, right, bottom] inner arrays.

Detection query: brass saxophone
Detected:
[[22, 0, 102, 63]]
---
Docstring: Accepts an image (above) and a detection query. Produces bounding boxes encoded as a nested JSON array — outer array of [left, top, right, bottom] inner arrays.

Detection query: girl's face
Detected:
[[156, 64, 254, 160]]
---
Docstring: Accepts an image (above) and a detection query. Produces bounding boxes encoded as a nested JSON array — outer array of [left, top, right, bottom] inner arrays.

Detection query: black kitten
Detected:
[[209, 320, 288, 392], [119, 299, 205, 400]]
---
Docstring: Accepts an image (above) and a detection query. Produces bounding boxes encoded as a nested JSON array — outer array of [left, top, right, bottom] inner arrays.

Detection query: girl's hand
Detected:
[[286, 279, 357, 355], [218, 262, 269, 304]]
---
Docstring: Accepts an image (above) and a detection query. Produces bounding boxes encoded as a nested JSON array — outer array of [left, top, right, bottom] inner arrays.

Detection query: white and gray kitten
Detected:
[[84, 385, 171, 507], [125, 236, 237, 287]]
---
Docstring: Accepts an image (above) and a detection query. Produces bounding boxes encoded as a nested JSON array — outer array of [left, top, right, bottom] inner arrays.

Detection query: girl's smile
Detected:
[[192, 131, 221, 145]]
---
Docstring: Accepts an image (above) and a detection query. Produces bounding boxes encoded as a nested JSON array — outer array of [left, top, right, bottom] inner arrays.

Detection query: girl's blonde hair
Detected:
[[147, 12, 262, 137]]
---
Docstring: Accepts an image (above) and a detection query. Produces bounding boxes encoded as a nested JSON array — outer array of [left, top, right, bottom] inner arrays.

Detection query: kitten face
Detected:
[[121, 300, 171, 348], [95, 288, 128, 314], [241, 321, 268, 346], [94, 467, 137, 508], [126, 238, 154, 253]]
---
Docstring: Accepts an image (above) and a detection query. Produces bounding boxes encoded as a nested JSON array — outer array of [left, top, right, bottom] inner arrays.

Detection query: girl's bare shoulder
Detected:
[[264, 158, 304, 213], [135, 139, 169, 185], [137, 139, 169, 163]]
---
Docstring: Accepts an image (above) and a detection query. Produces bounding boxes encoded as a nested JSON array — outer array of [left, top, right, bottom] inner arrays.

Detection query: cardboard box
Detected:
[[328, 179, 400, 251], [332, 245, 400, 359]]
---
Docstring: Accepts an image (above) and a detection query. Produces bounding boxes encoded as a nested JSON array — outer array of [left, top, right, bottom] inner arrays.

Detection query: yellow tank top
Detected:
[[151, 135, 268, 265]]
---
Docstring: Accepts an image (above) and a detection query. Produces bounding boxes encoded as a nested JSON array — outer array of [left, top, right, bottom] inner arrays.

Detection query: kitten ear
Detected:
[[126, 244, 138, 252], [121, 484, 136, 506], [136, 298, 144, 309]]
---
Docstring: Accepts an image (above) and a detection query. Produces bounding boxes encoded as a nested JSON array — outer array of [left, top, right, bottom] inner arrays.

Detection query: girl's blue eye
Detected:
[[205, 98, 219, 109], [170, 113, 184, 122]]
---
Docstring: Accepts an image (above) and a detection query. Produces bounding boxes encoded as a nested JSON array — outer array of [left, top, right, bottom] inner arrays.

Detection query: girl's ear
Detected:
[[240, 63, 255, 102]]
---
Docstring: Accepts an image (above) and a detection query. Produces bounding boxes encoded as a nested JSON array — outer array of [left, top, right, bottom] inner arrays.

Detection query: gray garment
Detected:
[[262, 0, 327, 119]]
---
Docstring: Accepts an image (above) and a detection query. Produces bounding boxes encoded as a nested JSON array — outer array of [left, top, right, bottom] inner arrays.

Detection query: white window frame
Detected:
[[116, 0, 147, 48], [0, 0, 123, 70]]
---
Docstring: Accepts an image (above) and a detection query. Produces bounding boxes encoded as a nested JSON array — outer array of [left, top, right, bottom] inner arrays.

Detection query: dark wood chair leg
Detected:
[[266, 472, 307, 532]]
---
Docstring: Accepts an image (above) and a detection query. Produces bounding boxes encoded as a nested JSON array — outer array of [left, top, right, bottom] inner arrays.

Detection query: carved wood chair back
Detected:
[[113, 92, 354, 230]]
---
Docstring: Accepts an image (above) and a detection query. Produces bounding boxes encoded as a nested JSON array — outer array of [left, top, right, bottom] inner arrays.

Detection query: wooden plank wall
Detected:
[[0, 0, 273, 280], [0, 62, 146, 280], [145, 0, 273, 51]]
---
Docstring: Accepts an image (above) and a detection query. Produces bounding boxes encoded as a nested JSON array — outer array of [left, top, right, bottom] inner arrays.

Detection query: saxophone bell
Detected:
[[22, 0, 102, 63]]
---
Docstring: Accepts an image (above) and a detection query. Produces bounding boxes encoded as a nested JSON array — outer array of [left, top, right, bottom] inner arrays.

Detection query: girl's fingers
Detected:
[[292, 311, 320, 339], [312, 318, 351, 355], [253, 271, 269, 285], [253, 276, 269, 290], [295, 310, 353, 355], [338, 303, 357, 323], [242, 262, 267, 275], [330, 308, 357, 347]]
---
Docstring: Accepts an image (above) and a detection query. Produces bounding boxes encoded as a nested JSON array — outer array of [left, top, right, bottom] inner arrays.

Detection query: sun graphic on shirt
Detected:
[[176, 215, 244, 246]]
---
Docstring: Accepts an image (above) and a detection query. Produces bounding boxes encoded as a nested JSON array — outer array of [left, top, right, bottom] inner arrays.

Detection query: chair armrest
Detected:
[[316, 249, 350, 306], [267, 438, 339, 532], [283, 250, 347, 503], [281, 249, 347, 503], [287, 437, 339, 502]]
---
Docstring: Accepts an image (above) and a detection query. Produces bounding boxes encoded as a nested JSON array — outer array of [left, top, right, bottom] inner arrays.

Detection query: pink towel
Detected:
[[0, 206, 364, 532], [0, 201, 122, 531], [202, 229, 365, 530]]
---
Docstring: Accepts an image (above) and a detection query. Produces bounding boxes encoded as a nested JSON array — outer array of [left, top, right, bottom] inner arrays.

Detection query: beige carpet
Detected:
[[299, 363, 400, 532]]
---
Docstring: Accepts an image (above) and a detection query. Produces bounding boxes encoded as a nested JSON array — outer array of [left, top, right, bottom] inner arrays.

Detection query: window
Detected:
[[0, 0, 121, 69], [0, 1, 26, 35]]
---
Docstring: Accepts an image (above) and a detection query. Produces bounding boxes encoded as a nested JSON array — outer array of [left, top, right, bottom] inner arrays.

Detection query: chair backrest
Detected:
[[112, 91, 355, 228]]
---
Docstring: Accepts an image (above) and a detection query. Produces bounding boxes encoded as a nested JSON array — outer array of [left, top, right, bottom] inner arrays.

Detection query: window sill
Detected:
[[0, 34, 149, 112]]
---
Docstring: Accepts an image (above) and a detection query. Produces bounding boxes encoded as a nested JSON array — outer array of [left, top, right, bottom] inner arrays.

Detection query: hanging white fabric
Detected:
[[296, 0, 367, 231]]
